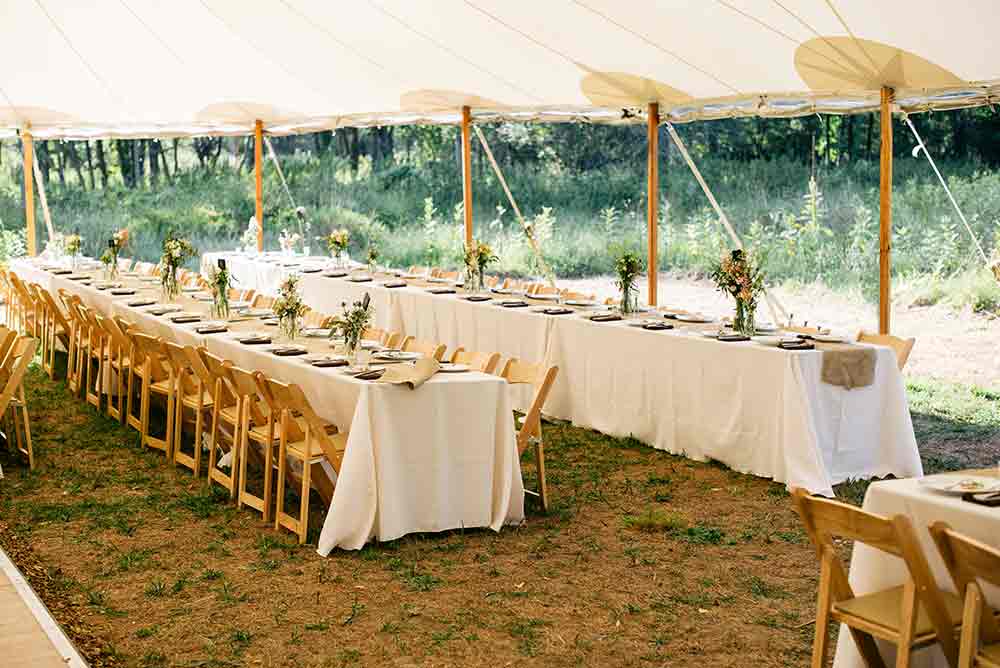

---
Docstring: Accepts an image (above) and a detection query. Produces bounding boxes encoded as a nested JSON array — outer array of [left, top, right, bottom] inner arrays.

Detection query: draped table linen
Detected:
[[13, 259, 524, 552], [203, 252, 922, 496]]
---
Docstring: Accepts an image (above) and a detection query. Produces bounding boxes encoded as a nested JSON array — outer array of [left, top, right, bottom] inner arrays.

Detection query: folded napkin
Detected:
[[239, 336, 272, 345], [962, 491, 1000, 507], [66, 274, 90, 281], [348, 276, 374, 283], [170, 315, 202, 324], [354, 368, 386, 381], [428, 287, 457, 295], [818, 343, 876, 390], [300, 267, 322, 273], [542, 307, 574, 316], [589, 313, 623, 322], [379, 358, 440, 389], [323, 271, 348, 278], [50, 269, 73, 275], [717, 333, 750, 342], [643, 322, 674, 331], [310, 358, 349, 368], [195, 325, 228, 334], [779, 340, 815, 351], [463, 295, 492, 302], [382, 281, 407, 288], [110, 288, 136, 295], [272, 346, 307, 356], [148, 306, 181, 316], [127, 298, 156, 307], [500, 300, 529, 308]]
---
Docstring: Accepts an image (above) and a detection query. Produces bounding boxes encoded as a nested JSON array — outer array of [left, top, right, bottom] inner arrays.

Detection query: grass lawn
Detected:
[[0, 364, 997, 667]]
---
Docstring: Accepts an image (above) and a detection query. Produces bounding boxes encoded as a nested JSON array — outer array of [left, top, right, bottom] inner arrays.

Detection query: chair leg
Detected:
[[237, 408, 251, 510], [895, 581, 917, 668], [812, 554, 833, 668], [207, 403, 221, 487], [298, 454, 311, 544], [534, 438, 548, 513], [274, 430, 288, 532], [17, 387, 32, 471]]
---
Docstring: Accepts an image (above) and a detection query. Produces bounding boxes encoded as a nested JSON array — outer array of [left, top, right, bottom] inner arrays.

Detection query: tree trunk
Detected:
[[115, 140, 133, 188], [173, 139, 179, 173], [845, 115, 854, 163], [160, 147, 172, 184], [37, 141, 51, 184], [865, 114, 874, 161], [148, 139, 160, 186], [84, 140, 96, 189], [65, 142, 86, 189], [95, 139, 109, 188], [55, 143, 66, 186]]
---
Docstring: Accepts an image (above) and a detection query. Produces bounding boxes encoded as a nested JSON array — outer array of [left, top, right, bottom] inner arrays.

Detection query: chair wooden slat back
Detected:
[[857, 330, 916, 370], [131, 332, 171, 382], [0, 336, 38, 468], [499, 358, 558, 512], [929, 521, 1000, 652], [400, 336, 446, 361], [0, 327, 18, 369], [162, 341, 197, 394], [227, 365, 269, 427], [450, 347, 501, 374], [278, 381, 345, 473], [791, 489, 961, 667], [251, 294, 275, 309], [253, 372, 305, 444], [201, 350, 237, 410]]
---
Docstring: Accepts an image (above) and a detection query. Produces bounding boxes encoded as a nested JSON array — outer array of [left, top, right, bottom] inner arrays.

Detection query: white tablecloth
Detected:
[[13, 259, 524, 552], [834, 474, 1000, 667], [204, 251, 922, 497]]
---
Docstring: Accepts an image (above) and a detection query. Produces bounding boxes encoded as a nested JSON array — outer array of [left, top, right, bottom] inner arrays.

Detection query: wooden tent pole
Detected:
[[254, 120, 264, 252], [878, 87, 893, 334], [647, 102, 660, 306], [461, 106, 473, 247], [21, 129, 36, 256]]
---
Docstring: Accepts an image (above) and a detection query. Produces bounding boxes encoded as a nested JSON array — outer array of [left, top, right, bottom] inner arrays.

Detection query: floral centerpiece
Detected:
[[241, 217, 261, 254], [366, 244, 380, 275], [279, 229, 301, 256], [273, 274, 308, 341], [613, 247, 643, 315], [103, 228, 128, 280], [326, 229, 350, 267], [463, 240, 498, 293], [160, 233, 196, 302], [710, 248, 766, 336], [64, 234, 83, 269], [208, 259, 232, 320], [329, 293, 372, 364], [43, 232, 66, 260]]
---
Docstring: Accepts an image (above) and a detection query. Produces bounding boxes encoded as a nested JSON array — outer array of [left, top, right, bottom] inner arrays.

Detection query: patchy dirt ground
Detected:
[[563, 274, 1000, 389]]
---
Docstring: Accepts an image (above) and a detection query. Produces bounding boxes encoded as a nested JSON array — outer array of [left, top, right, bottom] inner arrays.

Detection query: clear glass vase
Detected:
[[734, 298, 756, 336], [279, 316, 300, 342], [211, 297, 230, 321], [161, 267, 180, 302], [619, 287, 637, 316], [109, 256, 119, 281]]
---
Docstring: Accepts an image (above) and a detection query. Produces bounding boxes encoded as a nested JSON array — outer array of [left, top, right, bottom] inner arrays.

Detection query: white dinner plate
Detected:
[[565, 299, 597, 307], [751, 335, 782, 347], [231, 331, 266, 342], [302, 327, 332, 338], [529, 293, 560, 301], [676, 314, 714, 323], [814, 334, 848, 343], [919, 475, 1000, 495], [192, 292, 213, 301], [374, 351, 420, 361], [755, 323, 780, 333], [627, 318, 665, 327], [229, 300, 251, 310], [438, 363, 470, 373]]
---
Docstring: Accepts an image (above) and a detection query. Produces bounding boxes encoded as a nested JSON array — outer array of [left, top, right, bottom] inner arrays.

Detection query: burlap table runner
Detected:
[[817, 342, 876, 389], [378, 358, 440, 389]]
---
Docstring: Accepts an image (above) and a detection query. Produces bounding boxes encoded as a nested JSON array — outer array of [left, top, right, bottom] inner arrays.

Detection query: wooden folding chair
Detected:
[[260, 375, 343, 543], [37, 289, 72, 380], [203, 351, 241, 499], [560, 290, 595, 302], [77, 304, 107, 412], [162, 342, 213, 477], [450, 347, 501, 374], [95, 314, 130, 424], [400, 336, 446, 360], [231, 366, 279, 520], [791, 489, 963, 668], [62, 297, 88, 397], [930, 522, 1000, 668], [857, 330, 917, 371], [303, 310, 334, 328], [0, 336, 38, 470], [251, 294, 275, 309], [128, 332, 176, 457], [499, 359, 558, 512]]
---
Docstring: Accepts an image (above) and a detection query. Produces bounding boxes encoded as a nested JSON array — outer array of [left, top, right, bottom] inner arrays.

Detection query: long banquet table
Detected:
[[203, 251, 923, 497], [12, 259, 524, 553]]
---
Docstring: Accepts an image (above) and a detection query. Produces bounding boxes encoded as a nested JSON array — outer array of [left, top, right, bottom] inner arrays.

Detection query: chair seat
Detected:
[[286, 433, 347, 461], [981, 642, 1000, 666], [248, 423, 278, 442], [110, 356, 131, 370], [150, 379, 173, 394], [219, 405, 240, 423], [832, 586, 964, 638], [180, 390, 213, 409]]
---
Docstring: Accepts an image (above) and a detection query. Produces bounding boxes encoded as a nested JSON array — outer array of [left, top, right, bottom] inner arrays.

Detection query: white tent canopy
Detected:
[[1, 0, 998, 139]]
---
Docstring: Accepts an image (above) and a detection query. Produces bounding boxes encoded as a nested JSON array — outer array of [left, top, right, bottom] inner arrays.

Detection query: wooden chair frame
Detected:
[[450, 347, 501, 374], [500, 358, 558, 512], [162, 342, 212, 477], [400, 336, 446, 361], [204, 351, 241, 499], [930, 522, 1000, 668], [128, 332, 175, 457], [857, 330, 916, 370], [0, 336, 38, 469], [96, 314, 131, 424], [791, 489, 962, 668]]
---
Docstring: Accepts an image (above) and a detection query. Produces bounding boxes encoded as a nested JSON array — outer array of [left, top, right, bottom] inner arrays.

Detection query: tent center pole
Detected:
[[647, 102, 659, 306], [21, 128, 36, 257], [461, 106, 473, 248], [878, 87, 893, 335], [255, 120, 264, 253]]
